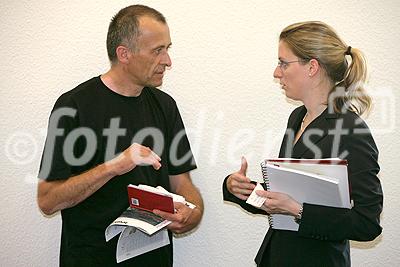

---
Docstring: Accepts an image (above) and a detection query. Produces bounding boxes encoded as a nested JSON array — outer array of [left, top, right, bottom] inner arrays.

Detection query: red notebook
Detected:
[[127, 185, 174, 213]]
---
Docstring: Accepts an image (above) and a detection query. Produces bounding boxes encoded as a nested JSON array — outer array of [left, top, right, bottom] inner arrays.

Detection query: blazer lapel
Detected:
[[279, 106, 306, 158], [292, 108, 338, 158]]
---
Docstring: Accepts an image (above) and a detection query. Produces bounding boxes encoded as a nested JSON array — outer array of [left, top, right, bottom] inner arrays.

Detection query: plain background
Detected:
[[1, 0, 399, 266]]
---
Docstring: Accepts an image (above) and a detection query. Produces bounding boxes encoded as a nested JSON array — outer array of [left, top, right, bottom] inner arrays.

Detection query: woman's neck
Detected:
[[302, 78, 332, 120], [304, 103, 327, 120]]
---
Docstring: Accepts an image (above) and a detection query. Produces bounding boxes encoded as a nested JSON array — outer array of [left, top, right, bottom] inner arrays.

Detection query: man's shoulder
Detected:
[[60, 77, 100, 99], [144, 87, 177, 107], [53, 77, 101, 108]]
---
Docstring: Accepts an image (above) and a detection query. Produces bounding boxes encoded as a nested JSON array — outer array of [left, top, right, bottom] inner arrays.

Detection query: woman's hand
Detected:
[[226, 157, 256, 200], [256, 190, 302, 216]]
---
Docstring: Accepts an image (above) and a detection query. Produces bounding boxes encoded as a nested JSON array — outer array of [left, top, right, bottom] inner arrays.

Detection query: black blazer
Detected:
[[223, 106, 383, 267]]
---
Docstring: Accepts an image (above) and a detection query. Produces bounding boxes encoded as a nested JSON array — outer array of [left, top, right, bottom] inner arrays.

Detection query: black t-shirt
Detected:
[[39, 76, 196, 266]]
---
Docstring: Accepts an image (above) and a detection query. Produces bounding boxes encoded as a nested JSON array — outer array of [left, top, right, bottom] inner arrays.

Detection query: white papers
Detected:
[[246, 183, 267, 208], [115, 227, 169, 263], [105, 185, 196, 263], [138, 185, 196, 209], [105, 208, 172, 237], [260, 158, 350, 231], [266, 158, 350, 207]]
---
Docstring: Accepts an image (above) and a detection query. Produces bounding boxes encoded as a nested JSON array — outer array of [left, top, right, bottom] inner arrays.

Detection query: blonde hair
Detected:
[[280, 21, 371, 115]]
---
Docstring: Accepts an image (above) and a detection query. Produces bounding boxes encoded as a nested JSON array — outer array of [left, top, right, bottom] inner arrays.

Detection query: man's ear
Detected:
[[116, 45, 130, 64], [308, 58, 320, 77]]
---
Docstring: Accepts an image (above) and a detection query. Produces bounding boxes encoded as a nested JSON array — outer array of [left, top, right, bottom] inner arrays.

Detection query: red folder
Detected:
[[265, 158, 347, 165], [127, 185, 174, 213]]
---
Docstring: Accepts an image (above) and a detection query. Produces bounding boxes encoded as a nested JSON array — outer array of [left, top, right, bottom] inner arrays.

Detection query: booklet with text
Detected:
[[105, 184, 195, 263]]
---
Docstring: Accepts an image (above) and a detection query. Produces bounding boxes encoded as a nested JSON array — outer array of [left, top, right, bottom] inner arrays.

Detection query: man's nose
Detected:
[[162, 52, 172, 67]]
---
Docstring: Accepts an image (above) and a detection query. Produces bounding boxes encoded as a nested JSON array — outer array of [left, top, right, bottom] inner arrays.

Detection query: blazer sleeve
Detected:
[[298, 120, 383, 242], [222, 175, 267, 215]]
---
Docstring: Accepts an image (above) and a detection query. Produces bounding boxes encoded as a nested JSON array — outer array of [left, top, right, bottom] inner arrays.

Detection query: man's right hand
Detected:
[[108, 143, 162, 176], [226, 156, 256, 200]]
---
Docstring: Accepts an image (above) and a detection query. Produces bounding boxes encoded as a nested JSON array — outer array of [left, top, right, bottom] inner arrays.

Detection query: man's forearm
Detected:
[[179, 184, 204, 215], [184, 187, 204, 228], [37, 143, 162, 215], [170, 173, 204, 227], [37, 163, 116, 215]]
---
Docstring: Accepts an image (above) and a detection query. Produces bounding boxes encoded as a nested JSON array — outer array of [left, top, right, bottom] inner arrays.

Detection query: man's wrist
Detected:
[[190, 205, 203, 225], [193, 205, 203, 217]]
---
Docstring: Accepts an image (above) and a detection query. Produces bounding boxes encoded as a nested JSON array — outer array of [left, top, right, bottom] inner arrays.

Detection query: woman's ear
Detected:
[[308, 58, 320, 77]]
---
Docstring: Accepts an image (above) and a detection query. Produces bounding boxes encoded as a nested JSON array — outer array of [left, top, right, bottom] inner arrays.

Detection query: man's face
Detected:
[[127, 16, 172, 88]]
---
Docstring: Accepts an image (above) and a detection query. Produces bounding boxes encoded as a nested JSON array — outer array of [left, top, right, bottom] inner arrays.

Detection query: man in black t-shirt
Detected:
[[37, 5, 203, 267]]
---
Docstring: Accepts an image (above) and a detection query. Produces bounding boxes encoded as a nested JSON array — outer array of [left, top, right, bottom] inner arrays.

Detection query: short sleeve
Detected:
[[38, 94, 79, 181], [165, 100, 197, 175]]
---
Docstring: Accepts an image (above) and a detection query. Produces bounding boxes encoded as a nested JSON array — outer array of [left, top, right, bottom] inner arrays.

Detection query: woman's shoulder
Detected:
[[336, 109, 370, 132], [335, 110, 378, 158]]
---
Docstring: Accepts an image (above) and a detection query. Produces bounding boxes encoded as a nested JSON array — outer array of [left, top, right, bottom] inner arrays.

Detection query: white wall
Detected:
[[1, 0, 399, 266]]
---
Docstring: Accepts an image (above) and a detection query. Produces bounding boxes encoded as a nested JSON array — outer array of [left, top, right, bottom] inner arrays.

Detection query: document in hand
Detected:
[[261, 158, 351, 231], [105, 184, 195, 263], [105, 207, 171, 263], [127, 184, 174, 213]]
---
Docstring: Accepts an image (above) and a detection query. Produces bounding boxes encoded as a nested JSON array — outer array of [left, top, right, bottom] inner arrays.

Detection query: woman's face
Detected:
[[273, 41, 309, 101]]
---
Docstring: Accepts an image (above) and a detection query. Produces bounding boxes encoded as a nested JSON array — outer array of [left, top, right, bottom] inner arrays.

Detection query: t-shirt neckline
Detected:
[[96, 75, 145, 102]]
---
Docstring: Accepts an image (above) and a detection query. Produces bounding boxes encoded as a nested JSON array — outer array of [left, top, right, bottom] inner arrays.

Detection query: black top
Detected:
[[39, 76, 196, 267], [223, 106, 383, 267]]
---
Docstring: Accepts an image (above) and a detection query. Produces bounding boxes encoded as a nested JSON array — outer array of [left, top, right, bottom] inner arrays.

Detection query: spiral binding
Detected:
[[260, 161, 270, 190], [260, 161, 274, 227], [267, 214, 274, 227]]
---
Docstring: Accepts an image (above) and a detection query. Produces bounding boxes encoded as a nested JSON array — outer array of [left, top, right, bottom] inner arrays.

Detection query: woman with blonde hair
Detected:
[[223, 21, 383, 266]]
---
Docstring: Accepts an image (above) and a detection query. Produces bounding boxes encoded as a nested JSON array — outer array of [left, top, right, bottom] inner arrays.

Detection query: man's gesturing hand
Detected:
[[108, 143, 162, 176]]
